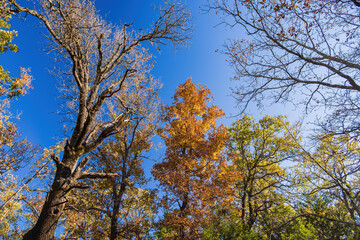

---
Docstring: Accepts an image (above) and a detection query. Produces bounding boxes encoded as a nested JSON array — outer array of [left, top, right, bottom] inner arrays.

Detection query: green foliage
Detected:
[[293, 193, 359, 240], [224, 115, 300, 235], [283, 218, 318, 240], [292, 134, 360, 237], [203, 208, 265, 240]]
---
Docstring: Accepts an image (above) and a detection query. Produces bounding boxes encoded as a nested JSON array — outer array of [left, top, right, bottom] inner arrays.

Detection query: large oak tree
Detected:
[[8, 0, 190, 239]]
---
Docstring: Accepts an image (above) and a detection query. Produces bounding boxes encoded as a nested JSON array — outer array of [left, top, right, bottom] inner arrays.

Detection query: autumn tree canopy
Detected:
[[153, 79, 229, 239], [3, 0, 360, 239]]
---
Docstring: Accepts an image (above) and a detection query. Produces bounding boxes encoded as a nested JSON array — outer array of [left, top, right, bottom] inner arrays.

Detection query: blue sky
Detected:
[[1, 0, 305, 151], [1, 0, 244, 148]]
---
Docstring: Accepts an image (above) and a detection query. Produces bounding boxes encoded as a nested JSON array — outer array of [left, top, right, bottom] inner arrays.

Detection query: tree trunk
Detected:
[[23, 154, 76, 240], [110, 208, 119, 240], [178, 194, 188, 239], [110, 182, 126, 240]]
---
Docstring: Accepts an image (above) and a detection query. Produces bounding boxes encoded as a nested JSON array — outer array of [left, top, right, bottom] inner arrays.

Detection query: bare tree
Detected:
[[210, 0, 360, 136], [9, 0, 190, 239]]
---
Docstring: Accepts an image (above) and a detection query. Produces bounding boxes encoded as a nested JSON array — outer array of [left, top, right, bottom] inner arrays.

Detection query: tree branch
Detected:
[[78, 172, 118, 180]]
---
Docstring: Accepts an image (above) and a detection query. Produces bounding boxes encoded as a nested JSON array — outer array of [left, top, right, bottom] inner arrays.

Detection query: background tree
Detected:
[[0, 2, 40, 236], [0, 0, 33, 176], [290, 133, 360, 238], [216, 115, 299, 239], [209, 0, 360, 237], [62, 181, 157, 239], [290, 193, 357, 240], [0, 173, 24, 239], [152, 79, 229, 239], [210, 0, 360, 136], [9, 0, 190, 239]]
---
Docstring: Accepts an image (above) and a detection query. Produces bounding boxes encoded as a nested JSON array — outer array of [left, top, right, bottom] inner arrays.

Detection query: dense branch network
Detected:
[[6, 0, 190, 239], [211, 0, 360, 135]]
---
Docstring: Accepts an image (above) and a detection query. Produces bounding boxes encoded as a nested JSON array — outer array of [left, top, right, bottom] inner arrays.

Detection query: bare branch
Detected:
[[78, 172, 118, 180]]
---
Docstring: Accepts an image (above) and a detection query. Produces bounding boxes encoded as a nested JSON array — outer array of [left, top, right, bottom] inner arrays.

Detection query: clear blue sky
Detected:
[[1, 0, 243, 148], [2, 0, 303, 149]]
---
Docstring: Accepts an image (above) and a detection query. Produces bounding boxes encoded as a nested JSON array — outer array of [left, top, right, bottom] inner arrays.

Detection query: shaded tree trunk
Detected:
[[23, 152, 78, 240], [110, 182, 126, 240]]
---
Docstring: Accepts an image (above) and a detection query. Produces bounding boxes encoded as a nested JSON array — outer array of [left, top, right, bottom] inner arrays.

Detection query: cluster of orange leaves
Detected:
[[152, 79, 238, 238]]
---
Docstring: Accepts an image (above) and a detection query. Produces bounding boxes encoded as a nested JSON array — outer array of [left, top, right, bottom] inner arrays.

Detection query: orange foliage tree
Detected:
[[152, 79, 229, 239]]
